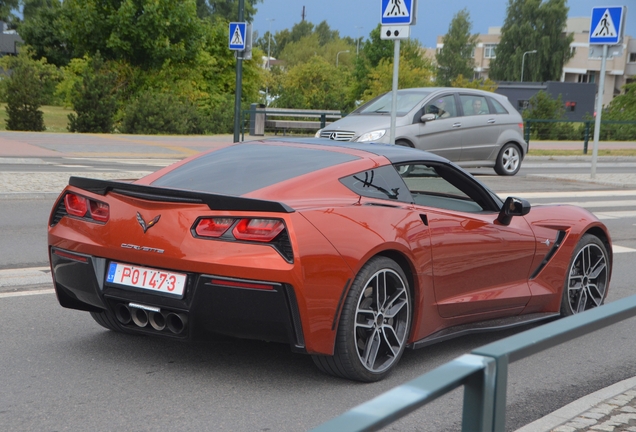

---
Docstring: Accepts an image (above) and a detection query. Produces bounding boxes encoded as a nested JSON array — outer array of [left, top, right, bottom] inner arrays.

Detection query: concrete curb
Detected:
[[515, 376, 636, 432]]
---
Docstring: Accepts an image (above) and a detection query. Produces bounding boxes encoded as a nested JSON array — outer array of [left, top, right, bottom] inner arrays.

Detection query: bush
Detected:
[[68, 53, 118, 133], [120, 91, 207, 135], [1, 50, 59, 131]]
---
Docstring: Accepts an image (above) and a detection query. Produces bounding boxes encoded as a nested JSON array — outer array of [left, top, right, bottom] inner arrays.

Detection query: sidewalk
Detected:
[[2, 131, 636, 430]]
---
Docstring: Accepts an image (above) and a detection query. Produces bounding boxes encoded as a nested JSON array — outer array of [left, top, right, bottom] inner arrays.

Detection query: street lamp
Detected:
[[521, 50, 537, 82], [266, 18, 275, 69], [336, 50, 350, 67], [355, 26, 363, 55]]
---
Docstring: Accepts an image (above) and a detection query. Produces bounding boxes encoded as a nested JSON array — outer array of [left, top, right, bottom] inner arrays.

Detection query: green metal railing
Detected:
[[311, 294, 636, 432], [524, 119, 636, 154]]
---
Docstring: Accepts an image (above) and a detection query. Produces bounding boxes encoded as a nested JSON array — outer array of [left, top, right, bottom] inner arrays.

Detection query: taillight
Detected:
[[232, 219, 285, 242], [63, 192, 109, 222], [195, 217, 235, 238], [64, 193, 88, 217], [90, 200, 110, 222]]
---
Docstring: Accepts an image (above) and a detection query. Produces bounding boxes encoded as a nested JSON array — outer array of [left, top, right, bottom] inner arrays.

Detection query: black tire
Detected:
[[90, 309, 129, 333], [494, 143, 522, 176], [560, 234, 610, 316], [312, 256, 411, 382]]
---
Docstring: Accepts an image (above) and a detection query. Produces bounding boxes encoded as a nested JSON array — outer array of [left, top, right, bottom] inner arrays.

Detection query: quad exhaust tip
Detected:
[[114, 303, 187, 335]]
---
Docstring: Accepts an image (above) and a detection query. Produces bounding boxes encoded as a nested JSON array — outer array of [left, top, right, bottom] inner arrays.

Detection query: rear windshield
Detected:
[[151, 143, 360, 195], [354, 91, 431, 116]]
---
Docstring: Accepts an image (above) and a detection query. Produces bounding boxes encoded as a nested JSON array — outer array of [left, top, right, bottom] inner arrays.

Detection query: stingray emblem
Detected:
[[136, 212, 161, 233]]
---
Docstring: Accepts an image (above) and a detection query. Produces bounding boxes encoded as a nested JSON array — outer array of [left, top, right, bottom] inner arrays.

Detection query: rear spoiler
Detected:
[[68, 177, 295, 213]]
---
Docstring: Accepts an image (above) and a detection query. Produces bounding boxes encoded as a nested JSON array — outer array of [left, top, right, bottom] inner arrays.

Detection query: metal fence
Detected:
[[311, 294, 636, 432], [524, 119, 636, 153]]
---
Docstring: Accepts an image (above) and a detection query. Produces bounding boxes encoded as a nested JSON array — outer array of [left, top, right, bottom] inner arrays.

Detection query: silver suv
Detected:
[[316, 87, 528, 175]]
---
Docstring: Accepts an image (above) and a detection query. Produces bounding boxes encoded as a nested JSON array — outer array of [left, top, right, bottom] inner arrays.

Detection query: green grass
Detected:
[[528, 149, 636, 157], [0, 104, 75, 132]]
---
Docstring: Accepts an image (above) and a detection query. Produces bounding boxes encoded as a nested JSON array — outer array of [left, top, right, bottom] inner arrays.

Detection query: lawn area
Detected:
[[528, 149, 636, 157], [0, 104, 74, 132]]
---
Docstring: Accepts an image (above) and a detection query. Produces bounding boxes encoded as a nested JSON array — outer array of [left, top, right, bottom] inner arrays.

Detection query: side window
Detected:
[[424, 95, 457, 119], [394, 162, 486, 213], [460, 95, 490, 116], [489, 97, 509, 114], [340, 165, 413, 203]]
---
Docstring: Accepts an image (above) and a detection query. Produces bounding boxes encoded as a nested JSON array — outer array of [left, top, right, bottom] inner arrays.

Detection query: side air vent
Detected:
[[50, 195, 68, 227]]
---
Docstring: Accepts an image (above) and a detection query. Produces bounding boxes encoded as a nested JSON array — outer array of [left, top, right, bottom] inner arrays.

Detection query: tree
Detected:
[[1, 50, 59, 131], [196, 0, 262, 22], [0, 0, 19, 24], [273, 56, 352, 111], [436, 9, 477, 87], [489, 0, 574, 82], [451, 74, 498, 92], [63, 0, 206, 69], [18, 0, 73, 67], [363, 55, 436, 100], [67, 53, 118, 133]]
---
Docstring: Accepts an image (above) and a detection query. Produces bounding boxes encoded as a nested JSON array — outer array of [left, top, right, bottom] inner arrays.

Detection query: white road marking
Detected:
[[0, 289, 54, 298], [614, 245, 636, 254], [507, 190, 636, 199], [535, 200, 636, 209], [0, 266, 51, 287]]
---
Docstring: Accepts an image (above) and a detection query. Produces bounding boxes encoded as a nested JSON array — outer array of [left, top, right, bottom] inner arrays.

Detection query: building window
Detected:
[[578, 72, 596, 83], [629, 52, 636, 63], [570, 46, 577, 56], [483, 44, 497, 59]]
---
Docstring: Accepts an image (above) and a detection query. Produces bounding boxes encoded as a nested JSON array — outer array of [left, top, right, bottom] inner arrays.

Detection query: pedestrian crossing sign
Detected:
[[381, 0, 414, 25], [229, 22, 246, 50], [589, 6, 625, 45]]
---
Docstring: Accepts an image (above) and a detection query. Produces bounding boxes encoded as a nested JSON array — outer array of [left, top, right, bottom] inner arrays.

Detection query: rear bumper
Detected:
[[50, 247, 306, 352]]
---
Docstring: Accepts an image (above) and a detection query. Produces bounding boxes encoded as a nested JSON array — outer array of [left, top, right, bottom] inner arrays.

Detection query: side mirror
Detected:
[[420, 113, 436, 123], [497, 196, 531, 225]]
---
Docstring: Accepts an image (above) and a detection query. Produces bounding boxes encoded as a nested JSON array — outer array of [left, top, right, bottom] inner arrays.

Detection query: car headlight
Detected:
[[355, 130, 386, 142], [314, 129, 322, 138]]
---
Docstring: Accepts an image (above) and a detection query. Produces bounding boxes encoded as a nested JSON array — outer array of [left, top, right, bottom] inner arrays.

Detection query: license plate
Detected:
[[106, 262, 186, 297]]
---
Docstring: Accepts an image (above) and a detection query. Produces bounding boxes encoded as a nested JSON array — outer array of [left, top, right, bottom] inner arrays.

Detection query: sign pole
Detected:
[[591, 44, 608, 179], [389, 39, 400, 145], [233, 0, 245, 143]]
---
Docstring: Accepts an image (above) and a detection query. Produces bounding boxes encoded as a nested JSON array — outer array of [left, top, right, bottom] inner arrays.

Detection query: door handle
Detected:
[[487, 119, 496, 124], [452, 123, 462, 128]]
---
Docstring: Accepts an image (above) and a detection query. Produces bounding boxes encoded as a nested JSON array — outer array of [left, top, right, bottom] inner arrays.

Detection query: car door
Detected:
[[396, 161, 535, 318], [458, 93, 502, 162], [408, 93, 462, 161]]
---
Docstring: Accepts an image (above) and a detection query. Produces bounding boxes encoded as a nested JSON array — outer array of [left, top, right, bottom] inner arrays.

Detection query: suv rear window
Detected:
[[152, 143, 360, 195]]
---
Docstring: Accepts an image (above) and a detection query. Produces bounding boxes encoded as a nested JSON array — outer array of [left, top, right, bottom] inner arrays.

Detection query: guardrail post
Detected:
[[320, 113, 326, 129], [583, 121, 591, 154], [524, 120, 531, 144], [461, 355, 497, 431]]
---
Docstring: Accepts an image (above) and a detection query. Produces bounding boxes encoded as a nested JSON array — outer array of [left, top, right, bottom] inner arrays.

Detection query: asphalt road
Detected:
[[1, 157, 635, 431]]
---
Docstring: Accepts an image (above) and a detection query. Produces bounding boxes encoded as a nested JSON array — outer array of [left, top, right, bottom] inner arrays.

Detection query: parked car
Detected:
[[316, 87, 528, 175], [48, 139, 611, 382]]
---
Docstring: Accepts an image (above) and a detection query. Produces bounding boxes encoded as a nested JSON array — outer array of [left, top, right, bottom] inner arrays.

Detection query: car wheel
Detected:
[[312, 256, 411, 382], [560, 234, 610, 316], [494, 143, 522, 176]]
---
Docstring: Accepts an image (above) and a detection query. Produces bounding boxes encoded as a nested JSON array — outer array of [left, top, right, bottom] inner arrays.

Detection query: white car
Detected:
[[316, 87, 528, 175]]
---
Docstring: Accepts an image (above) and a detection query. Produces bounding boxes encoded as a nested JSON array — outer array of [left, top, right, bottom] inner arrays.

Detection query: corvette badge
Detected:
[[136, 212, 161, 233]]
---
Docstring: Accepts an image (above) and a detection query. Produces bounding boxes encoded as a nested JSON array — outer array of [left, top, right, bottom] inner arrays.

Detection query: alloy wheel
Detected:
[[566, 243, 608, 313], [354, 268, 410, 373]]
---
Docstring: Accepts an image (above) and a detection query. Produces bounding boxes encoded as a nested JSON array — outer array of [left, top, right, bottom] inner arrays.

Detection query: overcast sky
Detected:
[[252, 0, 635, 48]]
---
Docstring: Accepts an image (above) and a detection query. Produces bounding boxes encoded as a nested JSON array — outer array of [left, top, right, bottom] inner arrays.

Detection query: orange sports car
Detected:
[[48, 139, 612, 382]]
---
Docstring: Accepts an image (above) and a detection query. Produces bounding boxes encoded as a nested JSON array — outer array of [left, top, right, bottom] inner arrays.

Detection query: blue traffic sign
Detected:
[[229, 22, 246, 50], [381, 0, 413, 25], [589, 6, 625, 45]]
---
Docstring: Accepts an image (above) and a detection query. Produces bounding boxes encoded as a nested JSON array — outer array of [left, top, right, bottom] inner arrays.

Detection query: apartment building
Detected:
[[434, 17, 636, 107]]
